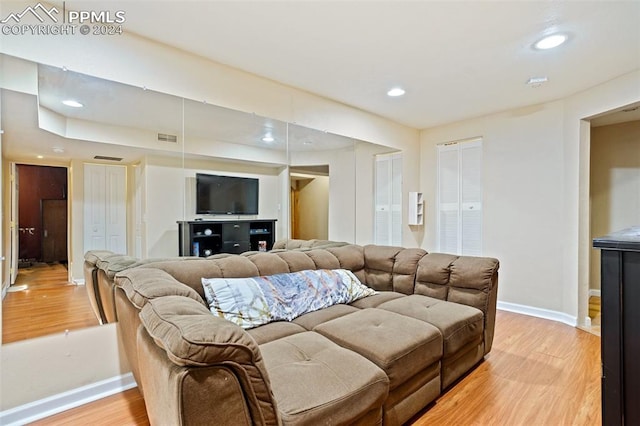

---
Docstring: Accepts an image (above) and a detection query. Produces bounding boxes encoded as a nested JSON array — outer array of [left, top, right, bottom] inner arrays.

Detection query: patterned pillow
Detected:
[[201, 269, 376, 329]]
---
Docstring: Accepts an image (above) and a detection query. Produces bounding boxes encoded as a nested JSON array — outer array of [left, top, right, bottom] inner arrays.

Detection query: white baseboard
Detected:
[[73, 278, 86, 285], [589, 289, 601, 298], [497, 301, 578, 327], [0, 373, 136, 426]]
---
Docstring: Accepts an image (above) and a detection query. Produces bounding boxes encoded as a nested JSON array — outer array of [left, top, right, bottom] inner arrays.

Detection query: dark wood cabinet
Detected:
[[178, 219, 276, 256], [593, 226, 640, 426]]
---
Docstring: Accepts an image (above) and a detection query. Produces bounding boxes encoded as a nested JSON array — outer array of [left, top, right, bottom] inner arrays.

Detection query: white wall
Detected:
[[143, 156, 284, 258], [589, 120, 640, 291], [422, 102, 566, 313], [421, 70, 640, 325]]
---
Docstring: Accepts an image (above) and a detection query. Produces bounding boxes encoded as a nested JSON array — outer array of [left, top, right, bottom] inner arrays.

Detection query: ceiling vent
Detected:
[[94, 155, 123, 162], [158, 133, 178, 143]]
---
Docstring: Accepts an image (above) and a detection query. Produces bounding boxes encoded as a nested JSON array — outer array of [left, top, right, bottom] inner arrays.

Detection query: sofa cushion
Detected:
[[292, 304, 359, 330], [314, 308, 442, 389], [260, 331, 389, 425], [349, 291, 405, 309], [247, 321, 306, 345], [202, 269, 376, 329], [378, 295, 484, 358]]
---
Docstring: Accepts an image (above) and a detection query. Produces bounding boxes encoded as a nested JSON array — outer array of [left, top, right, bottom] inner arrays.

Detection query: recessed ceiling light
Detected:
[[534, 34, 567, 50], [37, 155, 44, 159], [387, 87, 406, 97], [52, 147, 65, 153], [62, 99, 83, 108], [262, 135, 275, 143]]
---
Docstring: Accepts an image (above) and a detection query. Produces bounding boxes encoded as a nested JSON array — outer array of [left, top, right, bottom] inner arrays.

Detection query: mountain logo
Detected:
[[1, 2, 59, 24]]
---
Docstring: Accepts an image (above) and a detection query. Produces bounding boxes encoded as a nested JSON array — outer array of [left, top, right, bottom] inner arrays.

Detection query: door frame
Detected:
[[10, 162, 72, 283]]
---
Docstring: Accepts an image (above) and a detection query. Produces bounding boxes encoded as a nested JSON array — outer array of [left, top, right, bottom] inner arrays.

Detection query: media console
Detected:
[[178, 219, 277, 256]]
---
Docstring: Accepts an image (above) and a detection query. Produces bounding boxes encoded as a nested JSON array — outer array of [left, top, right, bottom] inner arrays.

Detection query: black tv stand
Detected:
[[178, 219, 277, 256]]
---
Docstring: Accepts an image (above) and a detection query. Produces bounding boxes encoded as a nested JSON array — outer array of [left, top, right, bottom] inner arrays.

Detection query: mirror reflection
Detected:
[[1, 53, 402, 345]]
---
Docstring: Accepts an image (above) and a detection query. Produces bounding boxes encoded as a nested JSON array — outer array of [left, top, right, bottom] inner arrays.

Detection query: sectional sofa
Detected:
[[103, 243, 499, 425]]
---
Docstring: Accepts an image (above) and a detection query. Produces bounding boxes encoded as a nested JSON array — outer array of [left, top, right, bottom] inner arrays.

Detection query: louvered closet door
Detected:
[[375, 153, 403, 245], [460, 141, 482, 255], [437, 139, 482, 256]]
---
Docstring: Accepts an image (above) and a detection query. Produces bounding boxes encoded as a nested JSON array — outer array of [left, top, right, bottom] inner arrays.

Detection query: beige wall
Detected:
[[422, 102, 567, 313], [1, 324, 130, 410], [589, 120, 640, 291], [421, 70, 640, 326], [142, 157, 284, 258], [293, 176, 329, 240]]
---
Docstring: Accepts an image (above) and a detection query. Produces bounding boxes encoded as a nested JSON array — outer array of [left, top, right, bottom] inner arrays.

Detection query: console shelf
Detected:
[[178, 219, 276, 256]]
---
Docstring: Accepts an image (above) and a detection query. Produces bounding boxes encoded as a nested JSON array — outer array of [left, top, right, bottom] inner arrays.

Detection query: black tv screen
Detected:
[[196, 173, 259, 215]]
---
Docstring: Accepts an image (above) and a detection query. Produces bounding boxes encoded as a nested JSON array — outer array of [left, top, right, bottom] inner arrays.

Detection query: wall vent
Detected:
[[158, 133, 178, 143], [94, 155, 123, 162]]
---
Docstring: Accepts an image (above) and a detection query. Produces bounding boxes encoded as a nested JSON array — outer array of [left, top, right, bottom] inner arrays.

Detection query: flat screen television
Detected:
[[196, 173, 259, 215]]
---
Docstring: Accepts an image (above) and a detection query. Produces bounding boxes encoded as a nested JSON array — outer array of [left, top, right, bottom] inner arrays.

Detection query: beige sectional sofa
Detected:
[[106, 243, 499, 425]]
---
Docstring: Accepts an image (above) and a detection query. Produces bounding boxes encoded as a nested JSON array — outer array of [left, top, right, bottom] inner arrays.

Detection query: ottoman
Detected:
[[314, 308, 443, 424]]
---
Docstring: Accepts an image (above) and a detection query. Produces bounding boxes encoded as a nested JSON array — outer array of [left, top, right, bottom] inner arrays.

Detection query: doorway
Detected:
[[290, 166, 329, 240], [15, 164, 68, 269], [586, 113, 640, 334], [581, 102, 640, 335]]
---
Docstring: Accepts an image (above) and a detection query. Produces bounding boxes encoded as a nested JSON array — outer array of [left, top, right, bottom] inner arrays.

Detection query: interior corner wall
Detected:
[[421, 101, 566, 314], [290, 148, 356, 242], [420, 70, 640, 322], [589, 120, 640, 292]]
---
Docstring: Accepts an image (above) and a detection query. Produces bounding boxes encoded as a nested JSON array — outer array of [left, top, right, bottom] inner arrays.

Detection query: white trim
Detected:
[[0, 373, 136, 426], [73, 278, 86, 286], [588, 289, 601, 298], [497, 301, 578, 327]]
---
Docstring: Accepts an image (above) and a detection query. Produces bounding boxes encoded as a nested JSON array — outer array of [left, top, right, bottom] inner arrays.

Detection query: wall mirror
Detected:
[[1, 53, 401, 346]]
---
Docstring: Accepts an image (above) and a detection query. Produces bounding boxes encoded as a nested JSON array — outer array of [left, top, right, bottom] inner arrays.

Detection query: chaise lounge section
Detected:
[[107, 244, 498, 425]]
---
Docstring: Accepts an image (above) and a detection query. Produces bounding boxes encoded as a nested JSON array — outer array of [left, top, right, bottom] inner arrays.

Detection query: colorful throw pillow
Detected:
[[201, 269, 376, 329]]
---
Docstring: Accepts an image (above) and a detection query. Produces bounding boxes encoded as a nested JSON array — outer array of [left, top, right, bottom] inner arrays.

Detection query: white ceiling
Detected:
[[61, 0, 640, 129]]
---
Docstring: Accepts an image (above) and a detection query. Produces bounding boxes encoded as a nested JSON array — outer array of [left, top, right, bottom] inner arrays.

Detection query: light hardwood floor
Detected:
[[30, 310, 601, 426], [2, 263, 99, 344]]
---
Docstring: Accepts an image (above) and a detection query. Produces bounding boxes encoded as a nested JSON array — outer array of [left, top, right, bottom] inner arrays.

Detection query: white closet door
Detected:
[[84, 164, 107, 251], [460, 141, 482, 256], [375, 156, 391, 244], [84, 164, 127, 253], [438, 145, 460, 254], [391, 155, 403, 246], [375, 153, 403, 246], [437, 139, 482, 255], [105, 165, 127, 253]]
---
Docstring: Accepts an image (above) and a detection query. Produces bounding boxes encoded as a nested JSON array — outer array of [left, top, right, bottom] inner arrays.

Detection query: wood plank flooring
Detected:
[[30, 310, 601, 426], [2, 263, 99, 344]]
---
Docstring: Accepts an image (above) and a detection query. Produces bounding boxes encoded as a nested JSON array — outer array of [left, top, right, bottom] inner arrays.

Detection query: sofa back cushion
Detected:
[[415, 254, 499, 311], [363, 245, 427, 294]]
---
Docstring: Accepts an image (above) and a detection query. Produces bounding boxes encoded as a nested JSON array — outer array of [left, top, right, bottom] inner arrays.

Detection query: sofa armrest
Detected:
[[139, 296, 279, 425], [115, 268, 205, 309], [416, 253, 499, 354]]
